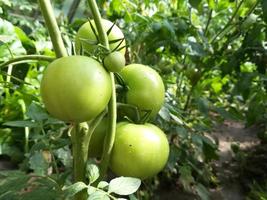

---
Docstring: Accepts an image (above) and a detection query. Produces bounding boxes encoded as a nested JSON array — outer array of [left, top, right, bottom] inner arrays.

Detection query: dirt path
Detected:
[[210, 120, 260, 200], [157, 120, 260, 200]]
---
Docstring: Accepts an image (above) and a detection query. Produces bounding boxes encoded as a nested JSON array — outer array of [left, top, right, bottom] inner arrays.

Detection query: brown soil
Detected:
[[157, 120, 260, 200]]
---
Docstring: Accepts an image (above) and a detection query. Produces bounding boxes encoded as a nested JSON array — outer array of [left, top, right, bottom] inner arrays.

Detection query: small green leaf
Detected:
[[179, 165, 195, 191], [97, 181, 109, 189], [108, 177, 141, 195], [189, 0, 202, 9], [3, 120, 39, 128], [87, 186, 97, 195], [26, 102, 49, 121], [195, 183, 210, 200], [63, 182, 87, 197], [206, 0, 215, 9], [86, 164, 99, 184], [88, 191, 110, 200], [29, 151, 49, 176]]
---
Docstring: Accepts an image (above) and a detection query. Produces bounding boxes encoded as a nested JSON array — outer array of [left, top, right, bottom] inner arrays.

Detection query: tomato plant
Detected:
[[110, 122, 169, 180], [88, 117, 107, 157], [75, 19, 125, 55], [103, 51, 125, 72], [40, 55, 111, 122], [119, 64, 165, 119]]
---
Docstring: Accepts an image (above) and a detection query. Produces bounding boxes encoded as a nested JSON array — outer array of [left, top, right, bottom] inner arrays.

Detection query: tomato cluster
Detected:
[[40, 19, 169, 180]]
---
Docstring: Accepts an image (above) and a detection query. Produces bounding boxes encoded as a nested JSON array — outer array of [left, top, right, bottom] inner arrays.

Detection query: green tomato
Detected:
[[119, 64, 165, 119], [110, 122, 170, 180], [104, 51, 125, 72], [40, 56, 111, 122], [75, 19, 125, 55]]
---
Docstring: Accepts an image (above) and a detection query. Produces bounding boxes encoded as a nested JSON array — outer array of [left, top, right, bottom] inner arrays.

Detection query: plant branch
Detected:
[[210, 0, 245, 44], [204, 9, 213, 36], [87, 0, 117, 182], [70, 123, 90, 200], [87, 0, 109, 49], [38, 0, 68, 57], [0, 55, 55, 69], [67, 0, 82, 23]]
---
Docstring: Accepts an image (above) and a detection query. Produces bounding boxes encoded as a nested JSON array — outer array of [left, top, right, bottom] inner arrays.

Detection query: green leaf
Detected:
[[29, 151, 49, 176], [108, 177, 141, 195], [97, 181, 109, 189], [0, 171, 30, 196], [86, 164, 99, 184], [195, 183, 210, 200], [87, 186, 97, 195], [3, 120, 39, 128], [189, 0, 202, 9], [26, 102, 49, 121], [179, 165, 195, 191], [54, 147, 72, 168], [87, 191, 110, 200], [63, 182, 87, 197], [206, 0, 215, 9]]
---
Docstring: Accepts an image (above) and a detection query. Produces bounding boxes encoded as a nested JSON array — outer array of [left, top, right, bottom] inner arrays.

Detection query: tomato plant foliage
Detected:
[[0, 0, 266, 199]]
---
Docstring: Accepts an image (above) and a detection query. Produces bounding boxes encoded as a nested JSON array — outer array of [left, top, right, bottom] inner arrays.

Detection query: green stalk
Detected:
[[87, 0, 117, 181], [38, 0, 68, 57], [0, 55, 55, 69], [38, 1, 90, 199], [70, 123, 90, 200]]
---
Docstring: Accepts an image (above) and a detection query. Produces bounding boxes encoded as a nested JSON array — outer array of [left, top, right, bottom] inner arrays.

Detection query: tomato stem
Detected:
[[70, 123, 90, 200], [38, 0, 68, 57], [0, 55, 55, 69], [87, 0, 117, 182]]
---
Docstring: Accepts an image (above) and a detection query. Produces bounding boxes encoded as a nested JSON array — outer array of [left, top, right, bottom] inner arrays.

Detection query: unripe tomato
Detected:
[[75, 19, 126, 55], [119, 64, 165, 119], [110, 122, 170, 180], [104, 51, 125, 72], [40, 56, 111, 122]]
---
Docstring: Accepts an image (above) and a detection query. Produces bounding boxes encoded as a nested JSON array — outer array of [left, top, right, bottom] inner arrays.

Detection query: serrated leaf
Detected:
[[108, 177, 141, 195], [63, 182, 87, 197], [88, 191, 110, 200], [97, 181, 109, 189], [86, 164, 99, 184], [3, 120, 39, 128]]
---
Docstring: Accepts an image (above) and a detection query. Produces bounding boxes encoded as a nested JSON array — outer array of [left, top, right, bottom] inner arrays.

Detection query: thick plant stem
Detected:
[[87, 0, 117, 181], [70, 123, 90, 200], [99, 73, 117, 180], [0, 55, 55, 69], [87, 0, 109, 48], [38, 0, 68, 57], [67, 0, 82, 23]]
